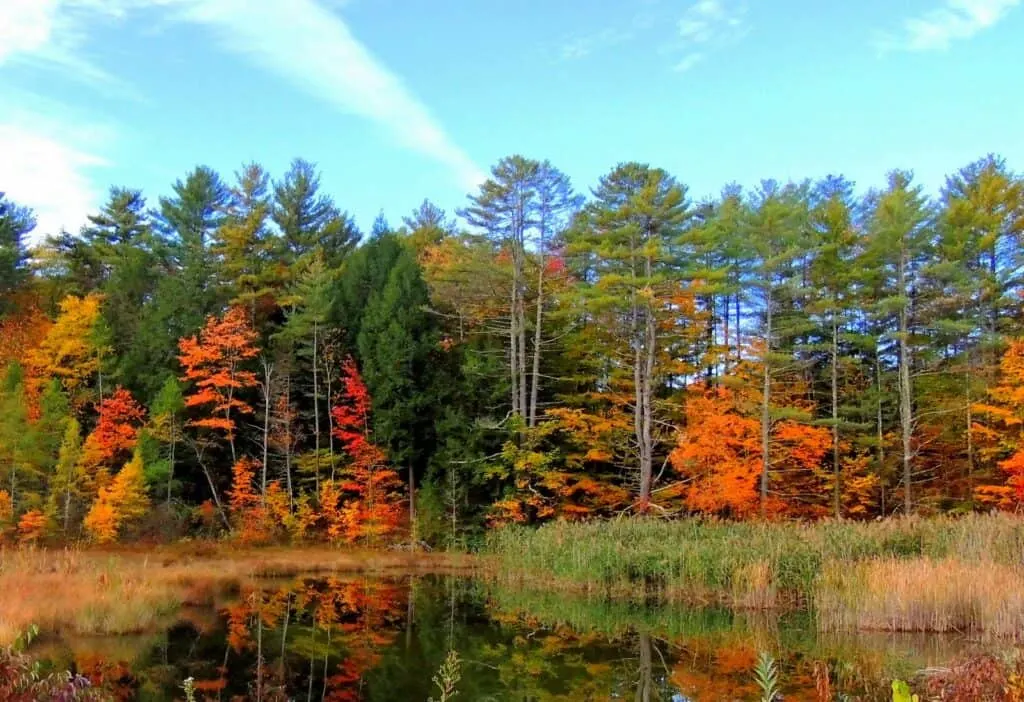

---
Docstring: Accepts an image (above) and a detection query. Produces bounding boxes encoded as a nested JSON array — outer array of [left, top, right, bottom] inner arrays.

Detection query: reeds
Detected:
[[816, 558, 1024, 639], [484, 514, 1024, 636]]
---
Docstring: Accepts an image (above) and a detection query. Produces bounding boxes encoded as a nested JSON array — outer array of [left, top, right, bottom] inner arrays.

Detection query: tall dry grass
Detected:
[[816, 558, 1024, 639]]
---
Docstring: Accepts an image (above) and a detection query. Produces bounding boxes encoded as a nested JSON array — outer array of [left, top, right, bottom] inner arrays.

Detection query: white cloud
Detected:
[[670, 0, 747, 73], [0, 0, 485, 190], [0, 0, 131, 86], [0, 123, 106, 242], [673, 53, 704, 73], [678, 0, 747, 43], [880, 0, 1020, 51]]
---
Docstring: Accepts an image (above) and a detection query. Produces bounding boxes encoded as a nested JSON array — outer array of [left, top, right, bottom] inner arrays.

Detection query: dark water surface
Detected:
[[31, 574, 993, 701]]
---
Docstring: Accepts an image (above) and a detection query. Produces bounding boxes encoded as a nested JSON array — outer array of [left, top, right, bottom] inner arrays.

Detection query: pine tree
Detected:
[[861, 171, 933, 514], [214, 163, 281, 318], [272, 158, 359, 272], [0, 193, 33, 306], [565, 162, 691, 506]]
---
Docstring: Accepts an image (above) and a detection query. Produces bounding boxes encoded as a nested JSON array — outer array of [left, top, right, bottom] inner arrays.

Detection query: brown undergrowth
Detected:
[[0, 543, 475, 645]]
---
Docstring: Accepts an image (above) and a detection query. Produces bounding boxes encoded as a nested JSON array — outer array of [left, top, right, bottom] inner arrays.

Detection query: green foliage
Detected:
[[891, 678, 919, 702], [428, 649, 461, 702], [0, 193, 33, 303], [753, 651, 781, 702]]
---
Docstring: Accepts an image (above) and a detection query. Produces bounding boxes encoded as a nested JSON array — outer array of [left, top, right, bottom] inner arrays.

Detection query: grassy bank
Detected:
[[0, 543, 473, 645], [484, 514, 1024, 637]]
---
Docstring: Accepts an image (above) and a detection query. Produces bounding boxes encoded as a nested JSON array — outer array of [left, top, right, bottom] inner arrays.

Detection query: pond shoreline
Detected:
[[0, 544, 477, 646]]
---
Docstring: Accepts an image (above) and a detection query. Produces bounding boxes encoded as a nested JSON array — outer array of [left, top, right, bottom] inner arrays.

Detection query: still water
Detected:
[[32, 575, 990, 701]]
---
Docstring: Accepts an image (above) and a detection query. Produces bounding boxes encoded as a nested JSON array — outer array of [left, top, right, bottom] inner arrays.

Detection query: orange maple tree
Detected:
[[670, 384, 764, 518], [0, 295, 52, 420], [974, 338, 1024, 508], [177, 306, 260, 460], [670, 380, 832, 519], [227, 456, 273, 544], [326, 358, 404, 544], [17, 509, 49, 543], [79, 386, 145, 493]]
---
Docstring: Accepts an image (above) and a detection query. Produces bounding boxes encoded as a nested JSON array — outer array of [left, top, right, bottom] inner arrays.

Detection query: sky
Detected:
[[1, 0, 1022, 241]]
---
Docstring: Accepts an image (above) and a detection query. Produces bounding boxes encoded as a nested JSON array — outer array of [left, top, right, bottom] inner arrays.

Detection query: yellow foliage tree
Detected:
[[25, 293, 107, 407], [83, 448, 150, 543]]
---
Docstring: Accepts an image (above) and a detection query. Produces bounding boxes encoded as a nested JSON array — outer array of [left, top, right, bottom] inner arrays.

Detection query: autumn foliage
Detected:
[[24, 293, 105, 406], [83, 449, 150, 543], [178, 306, 260, 445], [79, 387, 145, 492], [326, 358, 404, 543], [975, 338, 1024, 509]]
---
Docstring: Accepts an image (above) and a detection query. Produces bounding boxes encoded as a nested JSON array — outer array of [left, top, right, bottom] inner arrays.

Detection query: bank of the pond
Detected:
[[0, 543, 475, 645], [484, 514, 1024, 638]]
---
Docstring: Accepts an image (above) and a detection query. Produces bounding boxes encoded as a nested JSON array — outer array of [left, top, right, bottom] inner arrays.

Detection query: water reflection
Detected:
[[31, 575, 999, 701]]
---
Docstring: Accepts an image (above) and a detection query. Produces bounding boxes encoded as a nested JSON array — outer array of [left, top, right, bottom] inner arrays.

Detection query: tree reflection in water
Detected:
[[31, 574, 993, 701]]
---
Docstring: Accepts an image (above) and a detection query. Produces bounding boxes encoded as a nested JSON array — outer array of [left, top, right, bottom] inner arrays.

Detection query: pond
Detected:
[[30, 574, 997, 701]]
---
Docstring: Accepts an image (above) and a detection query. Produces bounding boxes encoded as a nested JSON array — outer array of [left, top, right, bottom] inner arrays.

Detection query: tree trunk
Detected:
[[635, 631, 653, 702], [898, 250, 913, 515], [876, 346, 886, 515], [409, 462, 417, 546], [166, 418, 176, 506], [284, 374, 294, 508], [261, 360, 273, 500], [312, 322, 320, 493], [195, 446, 231, 529], [965, 357, 975, 505], [832, 318, 841, 519], [760, 293, 773, 519], [529, 241, 545, 427], [509, 282, 519, 418], [325, 352, 336, 481]]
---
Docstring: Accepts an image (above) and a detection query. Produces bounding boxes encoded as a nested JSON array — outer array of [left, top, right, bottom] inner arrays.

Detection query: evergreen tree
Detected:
[[861, 171, 933, 514], [214, 163, 281, 318], [272, 158, 359, 271], [0, 193, 33, 305], [357, 246, 438, 516], [566, 162, 691, 506]]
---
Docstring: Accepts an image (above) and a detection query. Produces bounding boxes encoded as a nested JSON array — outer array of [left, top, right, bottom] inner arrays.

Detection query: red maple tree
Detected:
[[326, 358, 404, 544]]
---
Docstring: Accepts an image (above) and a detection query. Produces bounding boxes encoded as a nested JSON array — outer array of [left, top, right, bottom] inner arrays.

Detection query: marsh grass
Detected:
[[485, 514, 1024, 636], [816, 558, 1024, 639], [0, 544, 473, 645]]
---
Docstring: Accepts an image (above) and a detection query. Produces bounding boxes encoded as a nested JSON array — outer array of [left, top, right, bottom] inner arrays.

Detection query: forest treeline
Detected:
[[1, 154, 1023, 546]]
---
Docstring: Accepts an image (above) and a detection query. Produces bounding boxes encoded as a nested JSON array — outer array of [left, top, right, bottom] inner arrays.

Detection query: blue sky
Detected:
[[1, 0, 1022, 240]]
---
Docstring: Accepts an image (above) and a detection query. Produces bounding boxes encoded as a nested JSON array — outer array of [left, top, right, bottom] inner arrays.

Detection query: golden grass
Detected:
[[815, 558, 1024, 639], [0, 543, 475, 645]]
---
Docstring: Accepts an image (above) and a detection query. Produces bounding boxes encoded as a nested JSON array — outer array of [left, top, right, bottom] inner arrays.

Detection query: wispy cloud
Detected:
[[163, 0, 485, 189], [672, 0, 748, 73], [673, 53, 704, 73], [0, 0, 485, 191], [560, 27, 633, 61], [878, 0, 1020, 52], [0, 0, 132, 88]]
